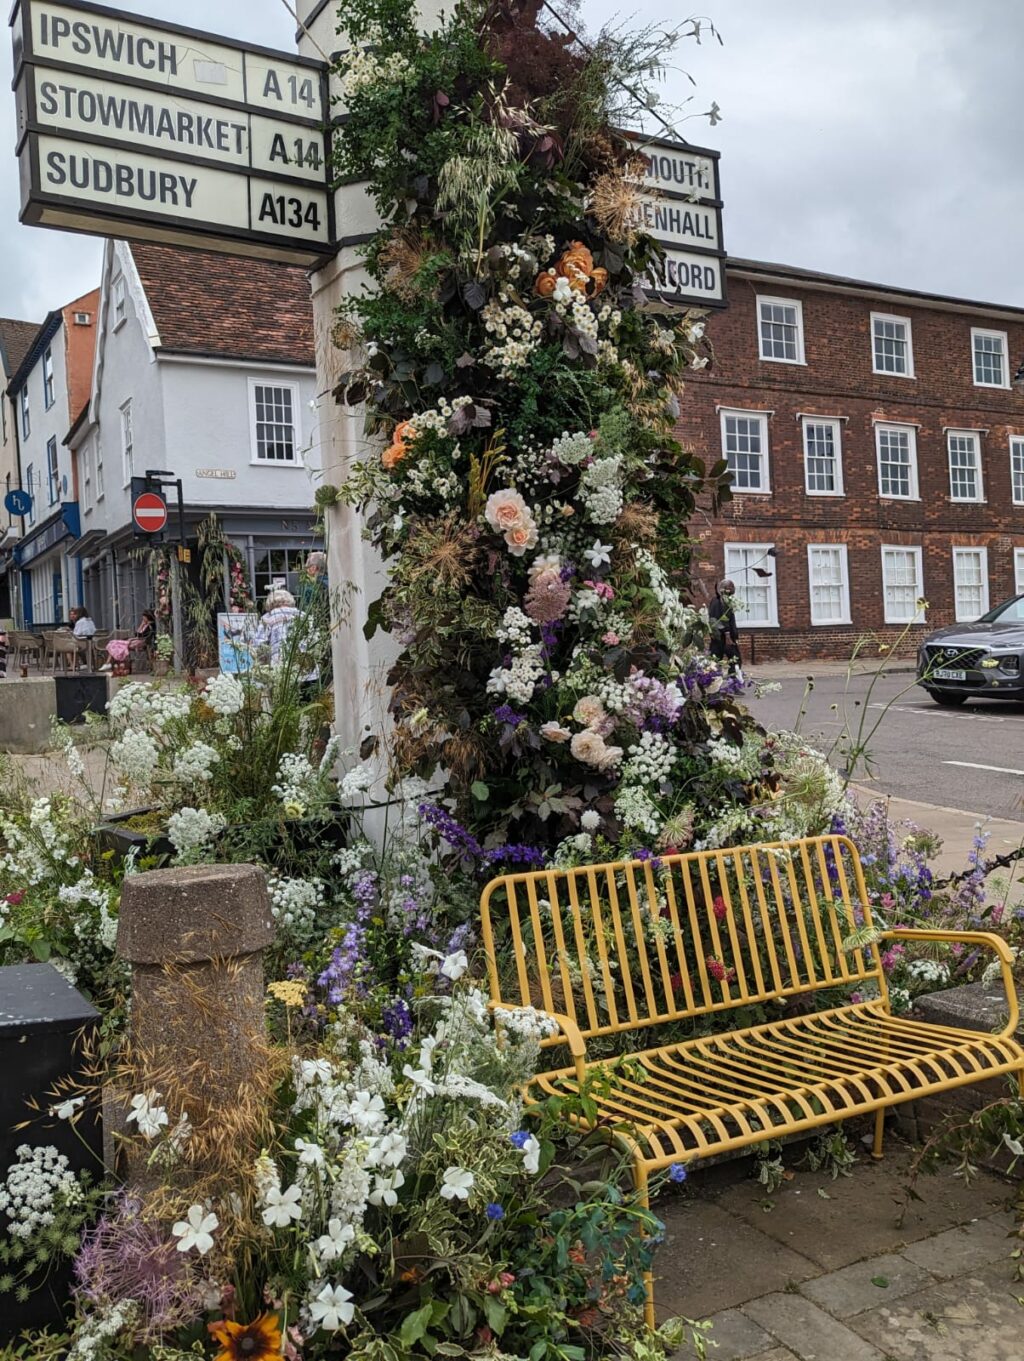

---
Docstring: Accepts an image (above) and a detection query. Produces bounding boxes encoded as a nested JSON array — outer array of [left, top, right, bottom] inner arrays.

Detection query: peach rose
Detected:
[[534, 272, 557, 298], [596, 743, 623, 772], [589, 267, 609, 297], [382, 442, 406, 470], [484, 488, 531, 535], [540, 721, 572, 744], [573, 696, 607, 730], [505, 521, 539, 557], [570, 729, 608, 768]]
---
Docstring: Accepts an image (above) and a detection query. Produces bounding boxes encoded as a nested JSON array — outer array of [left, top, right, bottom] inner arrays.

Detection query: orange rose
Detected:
[[589, 267, 609, 297], [557, 241, 593, 277], [534, 272, 557, 298], [393, 420, 415, 445], [382, 442, 405, 470]]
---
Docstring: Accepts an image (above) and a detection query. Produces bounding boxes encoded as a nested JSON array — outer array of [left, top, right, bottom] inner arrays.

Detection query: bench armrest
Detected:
[[490, 1001, 588, 1082], [878, 928, 1019, 1036]]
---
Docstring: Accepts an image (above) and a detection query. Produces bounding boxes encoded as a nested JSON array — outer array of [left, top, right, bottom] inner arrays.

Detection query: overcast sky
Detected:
[[1, 0, 1021, 325]]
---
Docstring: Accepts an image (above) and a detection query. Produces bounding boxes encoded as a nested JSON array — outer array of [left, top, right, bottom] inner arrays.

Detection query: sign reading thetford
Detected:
[[625, 132, 727, 310], [11, 0, 333, 264]]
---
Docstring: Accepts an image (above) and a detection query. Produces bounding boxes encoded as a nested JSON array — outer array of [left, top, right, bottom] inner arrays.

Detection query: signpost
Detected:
[[11, 0, 333, 264], [3, 488, 32, 518]]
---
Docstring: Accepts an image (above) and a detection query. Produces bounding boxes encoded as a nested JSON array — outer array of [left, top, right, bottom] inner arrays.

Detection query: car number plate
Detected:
[[934, 668, 966, 681]]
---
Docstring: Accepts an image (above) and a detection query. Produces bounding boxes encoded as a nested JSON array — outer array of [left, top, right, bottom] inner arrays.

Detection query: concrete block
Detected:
[[799, 1252, 934, 1317], [701, 1308, 775, 1361], [742, 1293, 886, 1361], [0, 677, 57, 753], [901, 1213, 1015, 1279]]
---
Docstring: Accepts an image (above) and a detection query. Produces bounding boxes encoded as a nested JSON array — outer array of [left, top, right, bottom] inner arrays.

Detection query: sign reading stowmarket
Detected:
[[624, 131, 727, 310], [11, 0, 334, 265]]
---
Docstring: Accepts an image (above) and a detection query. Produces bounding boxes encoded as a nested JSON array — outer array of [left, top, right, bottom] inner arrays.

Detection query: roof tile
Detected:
[[0, 317, 41, 379], [129, 243, 315, 366]]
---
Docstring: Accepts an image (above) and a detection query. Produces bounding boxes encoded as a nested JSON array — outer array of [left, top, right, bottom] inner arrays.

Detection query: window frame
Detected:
[[46, 436, 59, 506], [756, 295, 806, 365], [971, 327, 1009, 389], [801, 415, 845, 497], [20, 388, 29, 440], [951, 546, 990, 622], [80, 441, 92, 513], [871, 311, 915, 378], [946, 429, 985, 503], [1015, 547, 1024, 596], [723, 541, 779, 629], [120, 399, 133, 487], [1010, 436, 1024, 506], [25, 462, 35, 525], [880, 545, 925, 624], [806, 543, 852, 626], [248, 378, 303, 467], [719, 407, 771, 495], [42, 348, 55, 410], [874, 422, 920, 501], [95, 439, 105, 501], [112, 276, 127, 330]]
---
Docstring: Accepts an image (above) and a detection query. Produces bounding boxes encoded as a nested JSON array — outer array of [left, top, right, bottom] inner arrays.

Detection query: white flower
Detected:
[[583, 540, 612, 569], [440, 1166, 475, 1201], [366, 1131, 408, 1170], [440, 949, 469, 981], [51, 1097, 85, 1120], [340, 763, 375, 798], [300, 1059, 334, 1086], [204, 673, 245, 716], [521, 1135, 542, 1175], [316, 1217, 356, 1262], [308, 1281, 355, 1331], [172, 1204, 218, 1256], [402, 1064, 436, 1096], [199, 1278, 223, 1310], [262, 1182, 303, 1228], [166, 807, 225, 863], [125, 1091, 169, 1140], [296, 1139, 325, 1167], [368, 1169, 405, 1207], [580, 810, 600, 832], [540, 721, 572, 744], [348, 1091, 386, 1131]]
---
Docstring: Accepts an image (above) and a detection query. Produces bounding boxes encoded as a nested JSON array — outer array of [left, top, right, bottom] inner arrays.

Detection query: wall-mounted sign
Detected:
[[623, 131, 727, 311], [4, 489, 33, 518], [196, 468, 238, 480], [11, 0, 334, 265]]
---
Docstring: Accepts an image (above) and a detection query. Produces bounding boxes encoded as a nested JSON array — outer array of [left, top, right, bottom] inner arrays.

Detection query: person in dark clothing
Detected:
[[709, 578, 742, 672]]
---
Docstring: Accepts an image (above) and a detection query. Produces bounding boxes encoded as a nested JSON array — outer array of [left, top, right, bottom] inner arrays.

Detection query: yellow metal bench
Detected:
[[479, 834, 1024, 1325]]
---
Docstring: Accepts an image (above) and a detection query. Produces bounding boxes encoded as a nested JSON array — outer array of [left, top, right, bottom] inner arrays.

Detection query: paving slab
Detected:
[[746, 1352, 801, 1361], [799, 1250, 935, 1317], [655, 1202, 819, 1320], [850, 1264, 1024, 1361], [698, 1308, 774, 1361], [742, 1292, 886, 1361], [715, 1146, 1008, 1270], [900, 1211, 1016, 1279]]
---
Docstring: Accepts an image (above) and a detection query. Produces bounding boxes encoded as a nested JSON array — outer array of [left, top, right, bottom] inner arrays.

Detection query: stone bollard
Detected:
[[115, 864, 275, 1168]]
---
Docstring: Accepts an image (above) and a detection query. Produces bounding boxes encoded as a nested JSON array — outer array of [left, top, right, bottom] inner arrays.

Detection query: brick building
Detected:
[[682, 258, 1024, 661]]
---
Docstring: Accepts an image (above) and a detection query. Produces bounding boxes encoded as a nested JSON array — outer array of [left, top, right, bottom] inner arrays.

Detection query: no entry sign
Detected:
[[133, 490, 168, 534]]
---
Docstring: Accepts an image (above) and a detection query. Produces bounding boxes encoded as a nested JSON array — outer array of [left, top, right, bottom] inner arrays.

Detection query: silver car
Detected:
[[917, 594, 1024, 706]]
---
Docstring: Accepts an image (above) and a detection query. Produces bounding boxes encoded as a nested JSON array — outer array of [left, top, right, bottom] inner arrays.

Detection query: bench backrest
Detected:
[[480, 835, 883, 1045]]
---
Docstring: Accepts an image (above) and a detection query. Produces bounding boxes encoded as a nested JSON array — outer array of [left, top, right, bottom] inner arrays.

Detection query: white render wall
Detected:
[[17, 319, 74, 530]]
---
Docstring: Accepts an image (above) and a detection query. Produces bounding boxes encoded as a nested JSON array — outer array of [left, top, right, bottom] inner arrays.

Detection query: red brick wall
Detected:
[[681, 270, 1024, 660]]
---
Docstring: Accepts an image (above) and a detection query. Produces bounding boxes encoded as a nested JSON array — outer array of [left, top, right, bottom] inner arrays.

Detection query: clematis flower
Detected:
[[440, 949, 469, 981], [440, 1166, 475, 1200], [125, 1091, 169, 1140], [261, 1183, 303, 1228], [308, 1281, 355, 1331], [315, 1218, 355, 1262], [171, 1205, 218, 1256], [209, 1313, 281, 1361], [295, 1139, 325, 1167], [51, 1096, 85, 1120], [520, 1135, 542, 1175], [583, 540, 612, 568], [368, 1169, 405, 1207]]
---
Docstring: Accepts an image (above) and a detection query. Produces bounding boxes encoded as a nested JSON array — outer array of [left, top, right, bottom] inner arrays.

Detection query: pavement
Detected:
[[659, 1138, 1023, 1360]]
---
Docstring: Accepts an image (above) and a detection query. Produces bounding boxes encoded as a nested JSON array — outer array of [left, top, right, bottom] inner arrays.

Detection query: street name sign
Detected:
[[623, 131, 727, 311], [11, 0, 334, 264]]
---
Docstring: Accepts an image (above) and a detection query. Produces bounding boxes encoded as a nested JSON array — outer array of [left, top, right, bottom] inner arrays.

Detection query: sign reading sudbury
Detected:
[[11, 0, 332, 264]]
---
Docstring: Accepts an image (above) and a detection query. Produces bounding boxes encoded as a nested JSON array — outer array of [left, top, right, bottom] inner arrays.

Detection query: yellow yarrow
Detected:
[[267, 981, 307, 1008]]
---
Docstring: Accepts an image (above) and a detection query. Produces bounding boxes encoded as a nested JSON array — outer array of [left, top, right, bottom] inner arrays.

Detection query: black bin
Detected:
[[54, 674, 108, 725], [0, 965, 102, 1338]]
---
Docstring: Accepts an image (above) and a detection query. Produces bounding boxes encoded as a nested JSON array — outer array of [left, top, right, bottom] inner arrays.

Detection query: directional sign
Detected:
[[4, 488, 33, 517], [132, 490, 168, 534], [10, 0, 334, 265]]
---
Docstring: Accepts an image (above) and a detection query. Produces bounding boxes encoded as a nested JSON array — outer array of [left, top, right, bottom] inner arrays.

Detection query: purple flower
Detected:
[[510, 1130, 531, 1149], [382, 997, 413, 1046], [484, 844, 547, 869], [419, 802, 484, 861], [486, 1202, 505, 1221], [493, 704, 526, 727], [668, 1163, 688, 1183]]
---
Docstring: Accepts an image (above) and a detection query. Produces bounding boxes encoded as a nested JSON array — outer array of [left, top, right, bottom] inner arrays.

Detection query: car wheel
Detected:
[[929, 691, 967, 707]]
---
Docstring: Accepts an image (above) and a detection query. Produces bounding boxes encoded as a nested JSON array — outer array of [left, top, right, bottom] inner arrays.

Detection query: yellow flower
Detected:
[[209, 1314, 281, 1361], [267, 981, 307, 1008], [283, 799, 305, 818]]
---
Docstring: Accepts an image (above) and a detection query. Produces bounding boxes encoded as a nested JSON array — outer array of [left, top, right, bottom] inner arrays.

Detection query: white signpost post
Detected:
[[11, 0, 333, 264]]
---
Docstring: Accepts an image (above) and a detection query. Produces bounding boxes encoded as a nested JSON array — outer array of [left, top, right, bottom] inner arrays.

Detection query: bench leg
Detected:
[[872, 1107, 885, 1161], [632, 1160, 656, 1330]]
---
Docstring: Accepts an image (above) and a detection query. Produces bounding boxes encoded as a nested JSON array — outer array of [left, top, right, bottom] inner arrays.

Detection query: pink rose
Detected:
[[540, 721, 572, 743], [485, 488, 530, 534], [602, 631, 620, 646], [573, 696, 606, 729], [570, 729, 608, 768]]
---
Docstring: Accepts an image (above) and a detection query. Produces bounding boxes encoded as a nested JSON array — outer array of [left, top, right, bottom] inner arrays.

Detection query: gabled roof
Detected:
[[128, 243, 315, 367], [0, 318, 39, 380]]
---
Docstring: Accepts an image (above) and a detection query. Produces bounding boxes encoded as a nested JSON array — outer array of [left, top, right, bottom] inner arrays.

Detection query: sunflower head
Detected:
[[209, 1313, 281, 1361]]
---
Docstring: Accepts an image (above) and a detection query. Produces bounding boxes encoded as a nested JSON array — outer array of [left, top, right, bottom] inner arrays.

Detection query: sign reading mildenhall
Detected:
[[10, 0, 334, 265]]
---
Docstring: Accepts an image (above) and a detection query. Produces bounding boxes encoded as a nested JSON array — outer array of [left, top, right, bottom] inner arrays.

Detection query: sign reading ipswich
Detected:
[[627, 133, 727, 311], [11, 0, 333, 265]]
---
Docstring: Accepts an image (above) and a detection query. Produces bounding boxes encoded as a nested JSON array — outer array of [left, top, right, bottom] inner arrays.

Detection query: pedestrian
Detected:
[[128, 608, 156, 661], [298, 550, 327, 609], [709, 579, 743, 677], [251, 586, 318, 698]]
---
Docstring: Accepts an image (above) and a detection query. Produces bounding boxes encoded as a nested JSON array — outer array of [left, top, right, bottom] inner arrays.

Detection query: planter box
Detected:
[[94, 808, 173, 864], [96, 806, 349, 868]]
